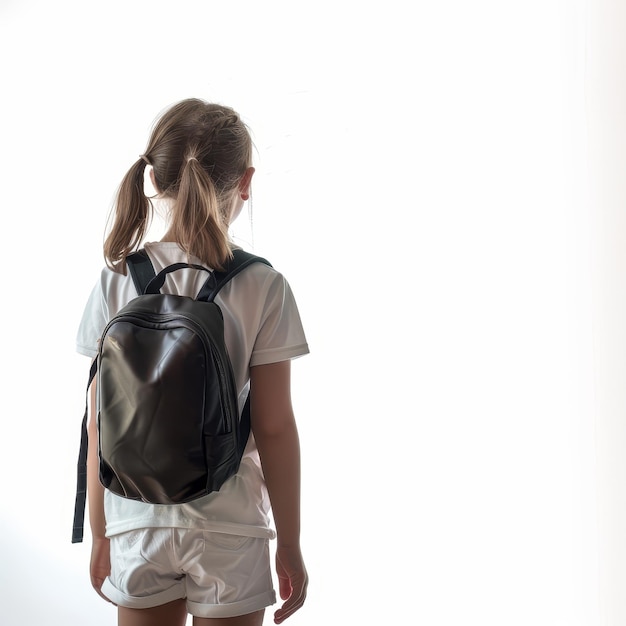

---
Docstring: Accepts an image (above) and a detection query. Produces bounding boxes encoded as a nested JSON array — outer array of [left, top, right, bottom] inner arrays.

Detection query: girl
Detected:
[[76, 98, 309, 626]]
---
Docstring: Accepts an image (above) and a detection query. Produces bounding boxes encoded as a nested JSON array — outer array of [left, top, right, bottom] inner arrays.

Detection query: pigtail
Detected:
[[110, 100, 252, 271], [172, 156, 232, 270], [104, 157, 152, 271]]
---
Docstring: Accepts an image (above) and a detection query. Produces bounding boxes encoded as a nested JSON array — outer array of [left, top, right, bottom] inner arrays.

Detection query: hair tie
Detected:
[[140, 154, 151, 166], [187, 156, 198, 163]]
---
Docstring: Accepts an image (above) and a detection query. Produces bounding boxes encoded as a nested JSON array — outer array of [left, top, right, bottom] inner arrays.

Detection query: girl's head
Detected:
[[104, 98, 254, 271]]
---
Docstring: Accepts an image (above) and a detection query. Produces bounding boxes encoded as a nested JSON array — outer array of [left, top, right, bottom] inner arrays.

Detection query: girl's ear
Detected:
[[239, 167, 255, 199], [149, 168, 160, 194]]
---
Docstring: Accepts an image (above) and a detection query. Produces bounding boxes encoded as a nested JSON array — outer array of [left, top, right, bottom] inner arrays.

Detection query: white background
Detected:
[[0, 0, 620, 624]]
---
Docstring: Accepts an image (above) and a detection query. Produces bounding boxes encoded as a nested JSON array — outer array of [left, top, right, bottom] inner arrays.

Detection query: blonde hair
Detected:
[[104, 98, 252, 271]]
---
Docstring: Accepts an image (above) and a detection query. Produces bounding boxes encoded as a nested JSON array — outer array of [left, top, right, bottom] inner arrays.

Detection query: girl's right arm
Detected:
[[250, 360, 308, 624], [86, 374, 113, 603]]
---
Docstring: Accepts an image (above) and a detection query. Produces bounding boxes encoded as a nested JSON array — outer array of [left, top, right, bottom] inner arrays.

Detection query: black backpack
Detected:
[[72, 248, 271, 543]]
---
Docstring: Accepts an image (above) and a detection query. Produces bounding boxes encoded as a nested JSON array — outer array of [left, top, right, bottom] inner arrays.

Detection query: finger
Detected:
[[278, 572, 292, 601], [274, 596, 305, 624], [273, 580, 307, 624], [91, 576, 114, 605]]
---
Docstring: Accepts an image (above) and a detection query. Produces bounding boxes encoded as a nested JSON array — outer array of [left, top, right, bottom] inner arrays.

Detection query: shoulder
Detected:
[[76, 264, 136, 358], [224, 254, 293, 301], [96, 263, 139, 318]]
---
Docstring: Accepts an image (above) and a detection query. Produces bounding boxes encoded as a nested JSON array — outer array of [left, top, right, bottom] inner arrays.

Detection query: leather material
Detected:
[[98, 294, 241, 504]]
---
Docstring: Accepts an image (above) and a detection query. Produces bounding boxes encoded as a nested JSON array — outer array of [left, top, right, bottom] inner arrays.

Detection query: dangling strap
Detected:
[[239, 394, 252, 457], [72, 358, 98, 544]]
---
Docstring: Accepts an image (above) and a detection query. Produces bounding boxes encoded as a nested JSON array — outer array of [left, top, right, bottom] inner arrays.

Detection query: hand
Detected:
[[274, 545, 308, 624], [90, 536, 114, 603]]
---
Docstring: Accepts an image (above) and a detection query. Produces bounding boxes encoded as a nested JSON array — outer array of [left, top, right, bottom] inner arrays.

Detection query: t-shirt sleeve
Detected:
[[76, 278, 109, 359], [249, 272, 309, 367]]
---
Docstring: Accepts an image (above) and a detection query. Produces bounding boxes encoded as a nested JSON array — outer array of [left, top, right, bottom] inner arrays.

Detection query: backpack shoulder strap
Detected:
[[126, 249, 157, 296], [196, 250, 272, 459], [197, 249, 272, 302]]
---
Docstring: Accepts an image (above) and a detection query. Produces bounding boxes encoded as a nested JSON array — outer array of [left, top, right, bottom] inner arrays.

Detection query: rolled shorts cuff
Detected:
[[101, 577, 185, 609], [188, 589, 277, 619]]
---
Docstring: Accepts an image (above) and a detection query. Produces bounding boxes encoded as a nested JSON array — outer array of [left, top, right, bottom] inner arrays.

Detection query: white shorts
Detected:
[[101, 528, 276, 618]]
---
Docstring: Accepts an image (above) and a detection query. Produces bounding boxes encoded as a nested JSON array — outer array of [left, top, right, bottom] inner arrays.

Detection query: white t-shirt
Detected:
[[76, 241, 309, 539]]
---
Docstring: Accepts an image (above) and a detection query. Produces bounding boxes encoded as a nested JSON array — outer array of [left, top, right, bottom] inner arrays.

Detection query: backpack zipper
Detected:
[[100, 312, 238, 432]]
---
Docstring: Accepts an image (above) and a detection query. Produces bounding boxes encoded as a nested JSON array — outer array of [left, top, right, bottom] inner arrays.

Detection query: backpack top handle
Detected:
[[127, 248, 272, 301]]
